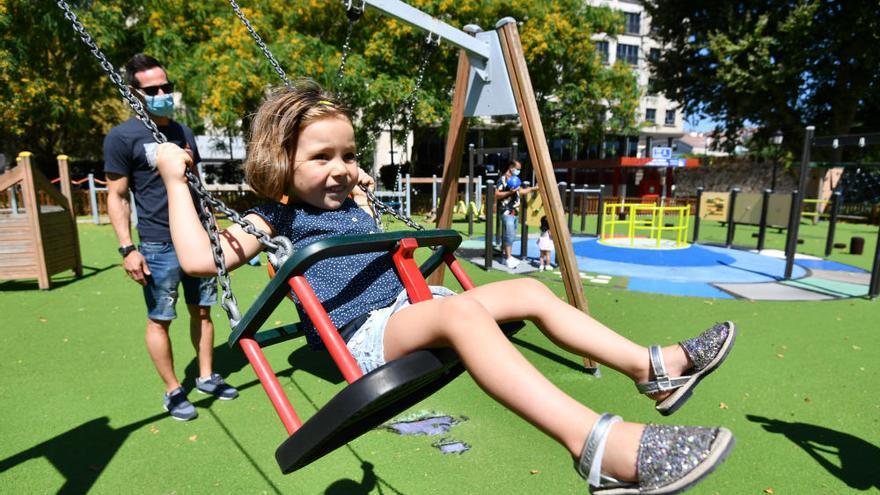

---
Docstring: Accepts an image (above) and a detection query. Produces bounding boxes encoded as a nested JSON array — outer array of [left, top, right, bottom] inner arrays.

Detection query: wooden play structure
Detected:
[[0, 152, 82, 289]]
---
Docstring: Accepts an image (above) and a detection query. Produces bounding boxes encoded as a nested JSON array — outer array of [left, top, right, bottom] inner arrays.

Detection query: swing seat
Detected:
[[229, 230, 524, 473]]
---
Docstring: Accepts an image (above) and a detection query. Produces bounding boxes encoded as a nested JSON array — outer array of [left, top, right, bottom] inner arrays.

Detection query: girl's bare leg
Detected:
[[461, 278, 692, 394], [384, 295, 643, 481]]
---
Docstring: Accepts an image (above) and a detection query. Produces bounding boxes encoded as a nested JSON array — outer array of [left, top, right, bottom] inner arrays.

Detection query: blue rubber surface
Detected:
[[789, 259, 868, 273], [627, 278, 735, 299], [511, 237, 807, 283]]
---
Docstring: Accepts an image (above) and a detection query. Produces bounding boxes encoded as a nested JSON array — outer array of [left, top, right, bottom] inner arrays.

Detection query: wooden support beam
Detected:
[[428, 50, 471, 286], [57, 154, 82, 277], [496, 20, 596, 370], [18, 153, 50, 289]]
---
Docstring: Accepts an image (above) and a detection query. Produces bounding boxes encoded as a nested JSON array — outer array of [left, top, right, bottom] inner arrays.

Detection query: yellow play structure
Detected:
[[600, 202, 691, 249]]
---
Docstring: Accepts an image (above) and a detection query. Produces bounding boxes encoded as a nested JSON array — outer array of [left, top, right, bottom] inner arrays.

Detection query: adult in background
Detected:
[[495, 160, 538, 268], [104, 54, 238, 421]]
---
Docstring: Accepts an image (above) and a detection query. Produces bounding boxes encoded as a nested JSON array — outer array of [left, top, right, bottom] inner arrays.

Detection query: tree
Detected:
[[5, 1, 640, 173], [644, 0, 880, 154], [0, 0, 145, 165]]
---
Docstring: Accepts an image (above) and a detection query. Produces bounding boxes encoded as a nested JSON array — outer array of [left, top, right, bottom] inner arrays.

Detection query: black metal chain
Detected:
[[55, 0, 298, 327], [228, 0, 434, 230]]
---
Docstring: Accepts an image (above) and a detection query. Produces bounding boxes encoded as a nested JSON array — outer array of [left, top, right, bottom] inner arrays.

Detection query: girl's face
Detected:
[[290, 114, 359, 209]]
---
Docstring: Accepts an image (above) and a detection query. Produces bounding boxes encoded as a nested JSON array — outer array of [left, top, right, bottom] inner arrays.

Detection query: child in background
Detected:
[[537, 215, 554, 271], [156, 80, 736, 494]]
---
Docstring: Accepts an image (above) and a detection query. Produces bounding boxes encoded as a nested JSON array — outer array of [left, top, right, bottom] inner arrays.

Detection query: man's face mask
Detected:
[[144, 93, 174, 118]]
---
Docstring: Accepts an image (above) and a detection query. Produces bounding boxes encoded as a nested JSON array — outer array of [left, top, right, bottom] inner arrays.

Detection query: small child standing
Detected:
[[537, 215, 554, 271], [156, 80, 737, 494]]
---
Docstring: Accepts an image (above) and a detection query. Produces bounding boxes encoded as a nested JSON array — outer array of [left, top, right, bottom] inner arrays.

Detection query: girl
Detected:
[[537, 215, 554, 271], [156, 81, 736, 494]]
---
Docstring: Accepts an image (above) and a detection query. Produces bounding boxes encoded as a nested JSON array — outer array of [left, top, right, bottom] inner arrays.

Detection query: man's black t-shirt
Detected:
[[103, 118, 200, 242]]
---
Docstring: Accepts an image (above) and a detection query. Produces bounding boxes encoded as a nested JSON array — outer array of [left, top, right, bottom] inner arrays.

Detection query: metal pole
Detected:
[[431, 174, 437, 213], [558, 182, 568, 232], [869, 223, 880, 298], [467, 144, 474, 237], [567, 183, 576, 232], [476, 175, 482, 214], [726, 188, 739, 248], [520, 181, 529, 259], [596, 187, 605, 237], [824, 191, 841, 257], [785, 126, 815, 279], [784, 190, 799, 256], [757, 189, 770, 251], [692, 187, 703, 243], [405, 173, 411, 219], [396, 170, 403, 216], [485, 180, 495, 271], [579, 186, 587, 232], [88, 173, 99, 225]]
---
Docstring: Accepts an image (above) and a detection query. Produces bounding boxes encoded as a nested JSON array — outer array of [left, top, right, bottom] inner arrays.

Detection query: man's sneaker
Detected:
[[195, 373, 239, 400], [163, 386, 198, 421], [505, 257, 520, 269]]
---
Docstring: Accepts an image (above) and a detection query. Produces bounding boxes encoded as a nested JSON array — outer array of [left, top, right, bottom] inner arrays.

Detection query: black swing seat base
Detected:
[[276, 321, 524, 474]]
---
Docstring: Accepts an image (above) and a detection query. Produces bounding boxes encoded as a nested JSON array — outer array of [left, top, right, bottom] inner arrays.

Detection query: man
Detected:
[[104, 54, 237, 421], [495, 160, 537, 268]]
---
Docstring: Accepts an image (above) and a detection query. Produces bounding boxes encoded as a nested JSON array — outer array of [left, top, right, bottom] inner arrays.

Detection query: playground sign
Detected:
[[647, 147, 686, 167]]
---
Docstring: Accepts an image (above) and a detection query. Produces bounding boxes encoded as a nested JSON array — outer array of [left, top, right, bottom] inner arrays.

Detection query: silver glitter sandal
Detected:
[[637, 321, 737, 416], [576, 413, 735, 495]]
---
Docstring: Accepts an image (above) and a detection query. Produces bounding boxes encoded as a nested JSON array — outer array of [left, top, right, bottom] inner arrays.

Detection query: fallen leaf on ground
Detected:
[[38, 317, 47, 323], [776, 353, 785, 359], [149, 425, 159, 434], [804, 397, 812, 404], [189, 435, 198, 442], [852, 345, 862, 351], [719, 402, 729, 409], [764, 488, 775, 494], [529, 470, 540, 475]]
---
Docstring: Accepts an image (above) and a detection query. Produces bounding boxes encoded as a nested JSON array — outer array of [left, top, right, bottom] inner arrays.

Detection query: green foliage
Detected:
[[0, 0, 145, 161], [644, 0, 880, 154], [4, 0, 640, 168]]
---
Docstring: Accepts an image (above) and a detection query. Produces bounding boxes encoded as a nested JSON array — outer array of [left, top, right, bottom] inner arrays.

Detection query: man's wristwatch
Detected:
[[118, 245, 137, 258]]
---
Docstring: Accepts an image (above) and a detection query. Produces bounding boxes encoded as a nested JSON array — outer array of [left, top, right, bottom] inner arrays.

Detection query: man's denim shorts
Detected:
[[140, 241, 217, 321], [501, 213, 518, 246], [346, 286, 456, 374]]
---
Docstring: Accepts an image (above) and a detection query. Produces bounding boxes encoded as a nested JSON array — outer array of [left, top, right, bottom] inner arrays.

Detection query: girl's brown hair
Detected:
[[245, 80, 352, 200]]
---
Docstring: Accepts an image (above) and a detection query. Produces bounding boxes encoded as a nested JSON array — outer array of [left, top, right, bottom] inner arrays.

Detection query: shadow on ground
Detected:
[[747, 415, 880, 491]]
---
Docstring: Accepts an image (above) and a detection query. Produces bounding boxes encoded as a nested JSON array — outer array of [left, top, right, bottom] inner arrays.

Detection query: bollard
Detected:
[[725, 188, 739, 248], [579, 187, 587, 233], [596, 188, 605, 237], [485, 180, 495, 271], [757, 189, 771, 251], [520, 182, 530, 259], [88, 173, 100, 225], [869, 223, 880, 298], [476, 175, 483, 215], [783, 190, 801, 278], [824, 191, 841, 257], [692, 187, 703, 243], [567, 183, 576, 232]]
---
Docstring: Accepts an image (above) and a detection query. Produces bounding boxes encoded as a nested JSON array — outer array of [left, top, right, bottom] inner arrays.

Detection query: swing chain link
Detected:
[[55, 0, 293, 327], [228, 0, 293, 89]]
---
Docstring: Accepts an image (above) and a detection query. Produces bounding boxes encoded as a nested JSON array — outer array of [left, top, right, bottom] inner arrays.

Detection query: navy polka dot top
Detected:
[[247, 198, 403, 349]]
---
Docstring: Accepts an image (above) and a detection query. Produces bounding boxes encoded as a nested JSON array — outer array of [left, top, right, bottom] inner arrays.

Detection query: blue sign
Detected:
[[646, 158, 687, 168], [652, 146, 673, 159]]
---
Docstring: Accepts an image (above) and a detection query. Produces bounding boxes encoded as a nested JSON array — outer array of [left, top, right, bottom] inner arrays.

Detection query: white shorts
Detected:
[[345, 286, 457, 374]]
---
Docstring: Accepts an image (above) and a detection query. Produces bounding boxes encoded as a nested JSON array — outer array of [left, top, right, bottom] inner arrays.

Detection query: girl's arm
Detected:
[[156, 143, 273, 276]]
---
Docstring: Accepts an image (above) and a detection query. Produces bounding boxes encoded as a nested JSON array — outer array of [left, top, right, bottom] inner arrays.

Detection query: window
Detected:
[[646, 78, 659, 96], [624, 12, 640, 34], [616, 44, 639, 66], [649, 48, 661, 62], [664, 109, 676, 126], [595, 41, 609, 64], [645, 108, 656, 124]]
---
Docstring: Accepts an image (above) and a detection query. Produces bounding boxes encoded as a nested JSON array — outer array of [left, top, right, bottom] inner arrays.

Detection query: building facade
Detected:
[[588, 0, 684, 157]]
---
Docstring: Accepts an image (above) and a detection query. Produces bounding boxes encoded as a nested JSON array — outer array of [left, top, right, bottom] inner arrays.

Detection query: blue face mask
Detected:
[[512, 169, 521, 176], [144, 93, 174, 118]]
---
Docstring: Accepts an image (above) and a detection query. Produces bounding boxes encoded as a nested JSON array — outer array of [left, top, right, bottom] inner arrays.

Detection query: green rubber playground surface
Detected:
[[1, 218, 878, 494]]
